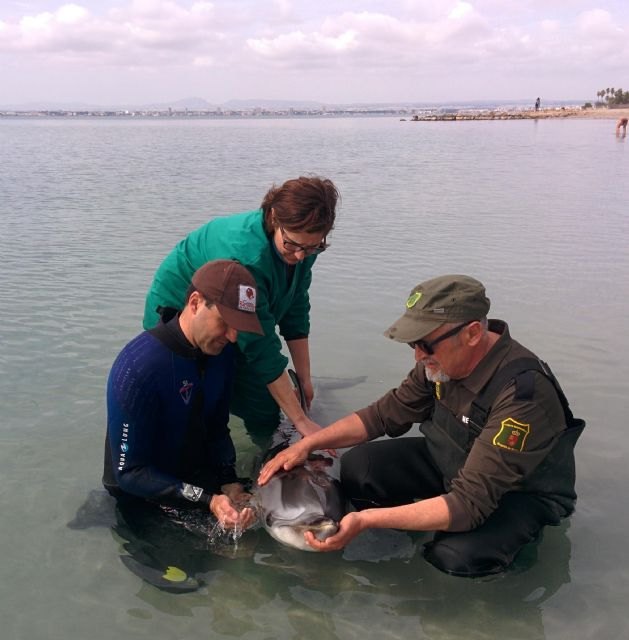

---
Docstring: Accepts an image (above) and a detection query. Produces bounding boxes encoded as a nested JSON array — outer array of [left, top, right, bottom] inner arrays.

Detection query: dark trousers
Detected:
[[340, 438, 561, 577]]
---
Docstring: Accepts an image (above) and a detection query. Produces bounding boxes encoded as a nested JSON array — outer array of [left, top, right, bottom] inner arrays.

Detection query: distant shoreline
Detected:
[[1, 107, 628, 121], [407, 107, 629, 122]]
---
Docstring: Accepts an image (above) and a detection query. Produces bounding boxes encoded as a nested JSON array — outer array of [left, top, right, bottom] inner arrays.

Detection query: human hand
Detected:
[[219, 483, 257, 529], [294, 416, 322, 438], [303, 512, 364, 552], [257, 440, 310, 486], [220, 482, 250, 506], [287, 416, 337, 457], [210, 492, 256, 530]]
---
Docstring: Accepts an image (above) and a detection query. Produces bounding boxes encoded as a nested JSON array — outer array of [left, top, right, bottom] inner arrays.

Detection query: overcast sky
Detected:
[[1, 0, 627, 106]]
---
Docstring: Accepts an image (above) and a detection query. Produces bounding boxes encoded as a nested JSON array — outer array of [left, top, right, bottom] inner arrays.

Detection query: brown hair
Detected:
[[261, 176, 339, 235]]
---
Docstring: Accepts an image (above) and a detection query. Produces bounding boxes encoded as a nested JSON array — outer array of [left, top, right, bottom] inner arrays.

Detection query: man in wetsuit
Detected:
[[104, 259, 263, 529], [259, 275, 585, 577]]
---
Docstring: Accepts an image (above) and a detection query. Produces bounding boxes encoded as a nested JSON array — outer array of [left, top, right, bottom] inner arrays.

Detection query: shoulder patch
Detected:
[[493, 417, 530, 452]]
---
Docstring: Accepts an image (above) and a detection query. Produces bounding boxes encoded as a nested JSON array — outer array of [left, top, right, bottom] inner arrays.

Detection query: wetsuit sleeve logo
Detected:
[[493, 417, 530, 452], [181, 483, 204, 502]]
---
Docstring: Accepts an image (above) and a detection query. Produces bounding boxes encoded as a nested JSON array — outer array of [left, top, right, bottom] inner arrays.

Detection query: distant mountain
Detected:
[[221, 98, 324, 109], [139, 96, 218, 110]]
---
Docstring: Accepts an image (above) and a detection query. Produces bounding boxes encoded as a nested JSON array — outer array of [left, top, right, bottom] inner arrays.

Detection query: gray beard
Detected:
[[424, 366, 450, 383]]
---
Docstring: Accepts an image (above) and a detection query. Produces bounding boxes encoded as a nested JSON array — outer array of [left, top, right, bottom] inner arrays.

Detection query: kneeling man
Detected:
[[104, 259, 264, 530], [259, 275, 585, 576]]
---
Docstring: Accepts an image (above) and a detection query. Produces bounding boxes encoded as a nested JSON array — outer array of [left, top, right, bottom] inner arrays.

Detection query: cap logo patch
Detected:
[[493, 417, 530, 452], [238, 285, 256, 313], [406, 292, 422, 308]]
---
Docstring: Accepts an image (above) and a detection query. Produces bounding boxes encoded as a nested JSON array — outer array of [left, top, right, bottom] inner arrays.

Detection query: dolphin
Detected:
[[253, 371, 364, 551], [255, 453, 345, 551]]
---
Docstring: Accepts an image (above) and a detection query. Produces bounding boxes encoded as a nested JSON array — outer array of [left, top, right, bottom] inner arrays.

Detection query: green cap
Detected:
[[384, 275, 490, 343]]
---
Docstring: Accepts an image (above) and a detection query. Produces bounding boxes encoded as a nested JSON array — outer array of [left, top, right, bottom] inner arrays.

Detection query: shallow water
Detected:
[[1, 116, 628, 639]]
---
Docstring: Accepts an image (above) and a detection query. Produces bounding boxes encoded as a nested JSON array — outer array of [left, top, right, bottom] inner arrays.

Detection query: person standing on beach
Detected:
[[534, 97, 541, 111], [143, 176, 339, 444], [259, 275, 585, 577]]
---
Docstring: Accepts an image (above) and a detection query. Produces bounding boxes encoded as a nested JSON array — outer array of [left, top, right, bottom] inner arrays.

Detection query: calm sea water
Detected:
[[1, 116, 628, 640]]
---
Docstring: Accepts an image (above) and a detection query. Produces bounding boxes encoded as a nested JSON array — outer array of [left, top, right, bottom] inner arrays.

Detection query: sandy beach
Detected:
[[410, 107, 629, 122], [546, 107, 629, 120]]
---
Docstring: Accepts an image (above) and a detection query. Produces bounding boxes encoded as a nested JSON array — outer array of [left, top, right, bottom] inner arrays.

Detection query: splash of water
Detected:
[[207, 518, 244, 550]]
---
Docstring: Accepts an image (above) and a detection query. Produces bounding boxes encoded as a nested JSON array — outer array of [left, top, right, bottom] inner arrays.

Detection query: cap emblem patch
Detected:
[[493, 417, 530, 452], [238, 285, 256, 312], [406, 292, 422, 309]]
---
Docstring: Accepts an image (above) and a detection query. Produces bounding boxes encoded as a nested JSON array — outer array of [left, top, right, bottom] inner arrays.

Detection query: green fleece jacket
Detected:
[[143, 209, 315, 385]]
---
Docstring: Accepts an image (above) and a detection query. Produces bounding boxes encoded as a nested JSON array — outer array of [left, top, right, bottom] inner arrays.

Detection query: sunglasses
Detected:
[[408, 322, 470, 355], [279, 225, 328, 256]]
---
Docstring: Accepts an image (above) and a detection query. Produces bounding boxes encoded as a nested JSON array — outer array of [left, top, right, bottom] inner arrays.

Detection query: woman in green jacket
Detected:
[[143, 176, 339, 442]]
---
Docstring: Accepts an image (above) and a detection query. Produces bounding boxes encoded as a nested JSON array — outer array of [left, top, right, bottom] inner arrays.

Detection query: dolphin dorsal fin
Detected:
[[287, 369, 307, 412]]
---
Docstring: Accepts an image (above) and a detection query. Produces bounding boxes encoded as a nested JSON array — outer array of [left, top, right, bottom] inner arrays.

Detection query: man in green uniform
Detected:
[[258, 275, 585, 577]]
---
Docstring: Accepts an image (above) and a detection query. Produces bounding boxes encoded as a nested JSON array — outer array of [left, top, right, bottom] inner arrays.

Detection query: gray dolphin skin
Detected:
[[255, 456, 345, 551], [253, 370, 352, 551]]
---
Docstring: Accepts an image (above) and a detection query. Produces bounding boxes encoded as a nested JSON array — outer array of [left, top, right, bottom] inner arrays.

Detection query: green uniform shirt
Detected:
[[143, 209, 316, 385], [357, 320, 575, 531]]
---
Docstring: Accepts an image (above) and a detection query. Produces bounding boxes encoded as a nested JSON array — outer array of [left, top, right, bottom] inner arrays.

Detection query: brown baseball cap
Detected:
[[384, 275, 490, 343], [191, 260, 264, 335]]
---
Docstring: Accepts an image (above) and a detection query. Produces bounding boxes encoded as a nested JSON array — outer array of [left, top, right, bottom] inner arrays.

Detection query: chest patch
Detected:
[[179, 380, 194, 405], [493, 417, 530, 452]]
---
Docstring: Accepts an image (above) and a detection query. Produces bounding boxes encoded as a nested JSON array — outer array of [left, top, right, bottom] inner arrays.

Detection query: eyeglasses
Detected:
[[279, 225, 328, 256], [408, 322, 470, 355]]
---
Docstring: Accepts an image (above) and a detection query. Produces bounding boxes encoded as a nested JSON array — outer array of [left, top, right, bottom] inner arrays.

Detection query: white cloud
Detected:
[[56, 4, 89, 24], [192, 55, 214, 66], [541, 19, 559, 32], [576, 9, 620, 36], [1, 1, 628, 103], [0, 1, 225, 64], [448, 2, 473, 20], [247, 9, 493, 69]]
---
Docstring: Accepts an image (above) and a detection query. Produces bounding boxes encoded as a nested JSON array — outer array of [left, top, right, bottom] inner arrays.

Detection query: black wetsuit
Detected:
[[103, 316, 238, 509]]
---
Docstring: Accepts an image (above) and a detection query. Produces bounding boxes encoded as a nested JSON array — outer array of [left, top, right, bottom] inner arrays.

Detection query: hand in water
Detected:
[[211, 488, 256, 530]]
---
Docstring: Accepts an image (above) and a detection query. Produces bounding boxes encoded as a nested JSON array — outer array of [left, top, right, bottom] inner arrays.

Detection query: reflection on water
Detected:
[[64, 484, 572, 640], [2, 116, 629, 639]]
